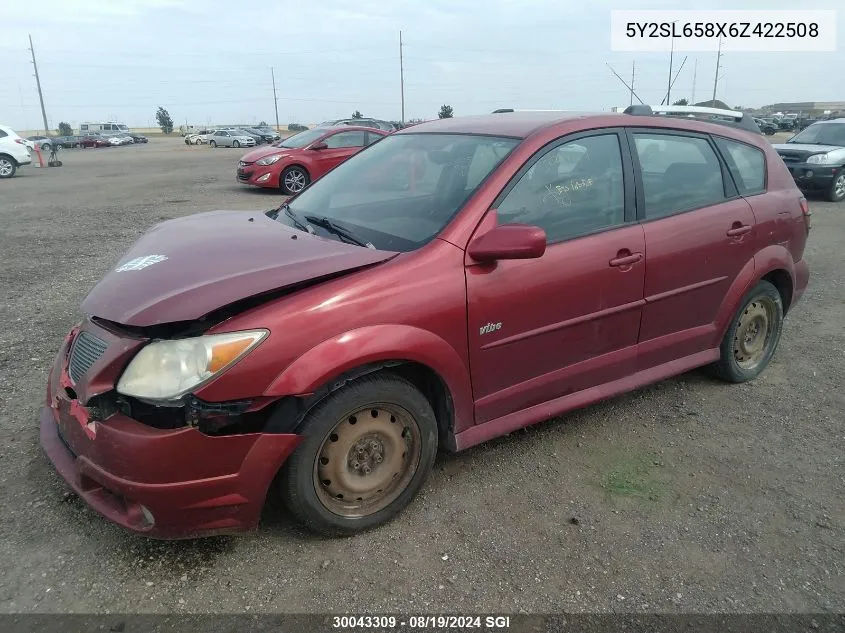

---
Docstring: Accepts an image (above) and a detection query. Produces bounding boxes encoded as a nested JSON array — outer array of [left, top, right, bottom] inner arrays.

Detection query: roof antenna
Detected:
[[606, 63, 644, 105]]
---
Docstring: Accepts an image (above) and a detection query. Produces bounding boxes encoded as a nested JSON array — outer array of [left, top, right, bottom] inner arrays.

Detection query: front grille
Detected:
[[237, 170, 250, 181], [777, 152, 806, 163], [68, 331, 108, 383]]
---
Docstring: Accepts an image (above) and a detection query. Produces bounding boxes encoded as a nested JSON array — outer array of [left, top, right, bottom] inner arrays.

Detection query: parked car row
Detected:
[[24, 132, 149, 150], [185, 126, 280, 146]]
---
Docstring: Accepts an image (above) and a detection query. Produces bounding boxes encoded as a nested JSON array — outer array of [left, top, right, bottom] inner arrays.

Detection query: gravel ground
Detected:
[[0, 137, 842, 614]]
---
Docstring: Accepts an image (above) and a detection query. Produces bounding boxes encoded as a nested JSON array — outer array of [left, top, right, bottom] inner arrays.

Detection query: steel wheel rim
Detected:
[[834, 175, 845, 198], [313, 404, 422, 518], [733, 298, 776, 370], [0, 159, 12, 176], [285, 169, 306, 192]]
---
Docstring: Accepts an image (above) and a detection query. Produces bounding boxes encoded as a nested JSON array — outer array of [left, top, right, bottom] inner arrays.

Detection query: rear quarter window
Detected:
[[714, 137, 766, 195]]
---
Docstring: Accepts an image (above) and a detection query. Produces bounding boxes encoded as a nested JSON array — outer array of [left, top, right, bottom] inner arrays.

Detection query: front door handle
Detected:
[[609, 252, 643, 267], [726, 224, 752, 237]]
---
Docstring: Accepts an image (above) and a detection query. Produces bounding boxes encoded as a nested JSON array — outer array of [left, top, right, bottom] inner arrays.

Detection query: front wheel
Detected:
[[233, 140, 240, 148], [0, 156, 17, 178], [708, 280, 783, 383], [280, 165, 310, 194], [280, 375, 438, 535], [828, 173, 845, 202], [209, 140, 217, 148]]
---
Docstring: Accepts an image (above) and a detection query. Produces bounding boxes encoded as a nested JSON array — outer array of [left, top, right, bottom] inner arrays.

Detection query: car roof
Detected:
[[396, 110, 765, 140], [396, 112, 606, 138]]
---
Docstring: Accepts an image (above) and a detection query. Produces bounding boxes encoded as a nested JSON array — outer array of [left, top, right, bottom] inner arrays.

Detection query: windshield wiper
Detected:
[[278, 203, 315, 234], [304, 215, 374, 249]]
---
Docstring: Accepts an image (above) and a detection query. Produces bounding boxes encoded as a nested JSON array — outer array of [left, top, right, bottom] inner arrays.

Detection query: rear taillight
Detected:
[[799, 197, 811, 233]]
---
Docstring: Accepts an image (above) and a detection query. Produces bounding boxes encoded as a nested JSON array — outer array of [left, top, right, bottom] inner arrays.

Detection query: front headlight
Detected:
[[256, 154, 283, 166], [116, 329, 268, 401], [806, 153, 831, 165]]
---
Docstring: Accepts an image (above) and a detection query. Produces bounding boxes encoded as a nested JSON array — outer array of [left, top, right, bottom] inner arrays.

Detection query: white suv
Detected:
[[0, 125, 33, 178]]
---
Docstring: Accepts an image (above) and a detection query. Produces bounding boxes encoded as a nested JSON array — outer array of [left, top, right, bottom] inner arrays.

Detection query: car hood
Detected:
[[773, 143, 840, 153], [240, 145, 298, 163], [81, 210, 397, 327]]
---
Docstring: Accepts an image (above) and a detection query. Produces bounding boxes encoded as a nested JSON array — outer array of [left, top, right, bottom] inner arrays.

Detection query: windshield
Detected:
[[788, 122, 845, 145], [277, 128, 326, 148], [283, 133, 519, 252]]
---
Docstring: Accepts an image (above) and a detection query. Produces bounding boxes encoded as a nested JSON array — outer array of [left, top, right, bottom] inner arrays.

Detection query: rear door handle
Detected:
[[726, 225, 752, 237], [609, 252, 643, 267]]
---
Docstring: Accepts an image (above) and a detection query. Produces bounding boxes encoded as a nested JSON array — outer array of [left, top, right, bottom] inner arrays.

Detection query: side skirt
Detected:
[[453, 348, 720, 451]]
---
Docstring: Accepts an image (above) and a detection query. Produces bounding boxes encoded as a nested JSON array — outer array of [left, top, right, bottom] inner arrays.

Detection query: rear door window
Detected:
[[714, 137, 766, 195], [632, 133, 726, 219], [325, 131, 367, 148]]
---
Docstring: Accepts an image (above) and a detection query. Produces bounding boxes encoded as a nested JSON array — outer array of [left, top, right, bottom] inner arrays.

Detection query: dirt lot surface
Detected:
[[0, 136, 842, 614]]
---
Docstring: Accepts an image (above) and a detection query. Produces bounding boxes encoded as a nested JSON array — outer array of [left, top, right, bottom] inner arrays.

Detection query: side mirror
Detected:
[[310, 142, 328, 150], [468, 222, 546, 262]]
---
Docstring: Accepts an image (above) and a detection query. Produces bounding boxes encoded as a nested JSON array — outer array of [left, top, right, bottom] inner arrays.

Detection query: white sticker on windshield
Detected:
[[115, 255, 168, 272]]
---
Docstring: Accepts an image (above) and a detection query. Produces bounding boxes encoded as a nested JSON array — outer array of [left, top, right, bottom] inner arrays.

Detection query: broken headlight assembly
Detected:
[[116, 330, 268, 401]]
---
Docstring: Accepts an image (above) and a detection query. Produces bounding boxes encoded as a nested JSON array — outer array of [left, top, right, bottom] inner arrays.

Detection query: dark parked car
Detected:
[[754, 118, 777, 135], [128, 133, 148, 144], [41, 106, 809, 538], [773, 118, 845, 201], [322, 118, 397, 132], [238, 128, 272, 143]]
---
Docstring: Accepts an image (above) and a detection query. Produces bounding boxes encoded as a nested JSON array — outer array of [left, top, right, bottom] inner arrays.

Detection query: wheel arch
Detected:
[[714, 246, 797, 341], [262, 325, 474, 450]]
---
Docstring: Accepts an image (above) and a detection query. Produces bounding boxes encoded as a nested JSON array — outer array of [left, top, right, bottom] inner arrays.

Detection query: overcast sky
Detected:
[[1, 0, 841, 131]]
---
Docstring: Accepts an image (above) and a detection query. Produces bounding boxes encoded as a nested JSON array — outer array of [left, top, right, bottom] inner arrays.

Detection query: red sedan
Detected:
[[79, 135, 110, 148], [237, 126, 387, 193]]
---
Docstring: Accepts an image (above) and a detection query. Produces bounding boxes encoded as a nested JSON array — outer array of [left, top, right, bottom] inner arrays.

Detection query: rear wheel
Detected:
[[708, 280, 783, 383], [0, 156, 16, 178], [829, 173, 845, 202], [280, 375, 438, 535], [280, 165, 310, 194]]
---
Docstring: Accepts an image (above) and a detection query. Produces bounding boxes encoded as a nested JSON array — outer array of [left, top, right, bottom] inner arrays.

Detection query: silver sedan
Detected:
[[208, 130, 255, 148]]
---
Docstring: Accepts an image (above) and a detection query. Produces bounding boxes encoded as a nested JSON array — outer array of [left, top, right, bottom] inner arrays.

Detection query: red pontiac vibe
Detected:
[[41, 107, 810, 538], [237, 125, 388, 194]]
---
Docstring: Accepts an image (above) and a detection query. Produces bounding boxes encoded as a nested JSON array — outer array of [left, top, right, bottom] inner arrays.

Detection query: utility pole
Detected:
[[666, 26, 675, 105], [691, 58, 698, 104], [399, 30, 405, 124], [271, 67, 280, 132], [711, 36, 723, 104], [28, 34, 50, 136], [629, 61, 635, 106]]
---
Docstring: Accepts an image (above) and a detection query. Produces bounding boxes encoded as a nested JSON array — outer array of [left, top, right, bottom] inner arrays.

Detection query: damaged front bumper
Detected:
[[40, 326, 302, 539]]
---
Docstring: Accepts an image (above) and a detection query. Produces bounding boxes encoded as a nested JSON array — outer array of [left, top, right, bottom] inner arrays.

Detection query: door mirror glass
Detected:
[[468, 222, 546, 262]]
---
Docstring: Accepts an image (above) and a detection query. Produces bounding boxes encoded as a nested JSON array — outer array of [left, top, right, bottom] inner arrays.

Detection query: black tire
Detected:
[[209, 140, 217, 148], [185, 138, 190, 145], [0, 155, 17, 178], [233, 140, 240, 148], [708, 280, 784, 383], [280, 165, 310, 194], [280, 374, 438, 535], [828, 172, 845, 203]]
